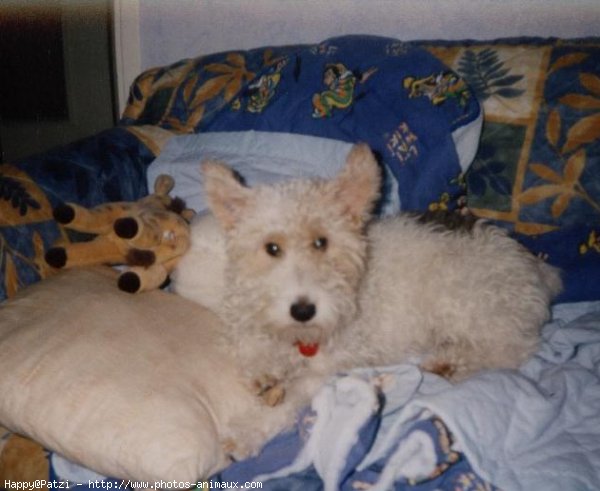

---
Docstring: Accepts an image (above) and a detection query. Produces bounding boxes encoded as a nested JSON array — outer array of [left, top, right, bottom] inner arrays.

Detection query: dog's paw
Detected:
[[220, 427, 265, 461], [253, 373, 279, 392], [262, 384, 286, 407], [421, 359, 457, 379], [220, 437, 252, 461], [253, 375, 286, 406]]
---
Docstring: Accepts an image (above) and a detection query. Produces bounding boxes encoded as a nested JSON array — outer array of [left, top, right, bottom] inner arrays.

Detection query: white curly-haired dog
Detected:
[[173, 143, 562, 415]]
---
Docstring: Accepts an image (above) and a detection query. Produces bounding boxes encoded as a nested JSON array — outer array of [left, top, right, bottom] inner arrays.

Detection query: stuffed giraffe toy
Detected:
[[45, 175, 195, 293]]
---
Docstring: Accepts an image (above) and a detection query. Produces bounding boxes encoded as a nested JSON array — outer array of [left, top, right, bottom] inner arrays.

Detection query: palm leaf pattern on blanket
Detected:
[[0, 166, 56, 298], [518, 56, 600, 222], [468, 141, 513, 197], [0, 174, 41, 217], [166, 52, 256, 132], [457, 48, 524, 100], [121, 60, 193, 125]]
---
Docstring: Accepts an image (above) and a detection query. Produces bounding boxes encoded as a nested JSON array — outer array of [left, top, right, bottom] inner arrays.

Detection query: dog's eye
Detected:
[[265, 242, 282, 257], [313, 237, 328, 251]]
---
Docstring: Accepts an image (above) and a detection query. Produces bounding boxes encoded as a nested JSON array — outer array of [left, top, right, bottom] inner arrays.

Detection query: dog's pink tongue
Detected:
[[295, 341, 319, 357]]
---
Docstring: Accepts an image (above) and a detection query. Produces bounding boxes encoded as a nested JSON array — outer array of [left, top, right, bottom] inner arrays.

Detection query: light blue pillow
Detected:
[[147, 131, 401, 216]]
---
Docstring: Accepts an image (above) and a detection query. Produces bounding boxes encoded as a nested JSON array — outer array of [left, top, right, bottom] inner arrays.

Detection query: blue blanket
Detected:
[[210, 301, 600, 490]]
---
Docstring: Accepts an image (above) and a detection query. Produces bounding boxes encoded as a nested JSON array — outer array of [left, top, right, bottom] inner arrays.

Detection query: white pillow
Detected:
[[0, 268, 258, 482]]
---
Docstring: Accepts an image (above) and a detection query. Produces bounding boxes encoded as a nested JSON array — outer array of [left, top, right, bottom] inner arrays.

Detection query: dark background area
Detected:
[[0, 0, 116, 162]]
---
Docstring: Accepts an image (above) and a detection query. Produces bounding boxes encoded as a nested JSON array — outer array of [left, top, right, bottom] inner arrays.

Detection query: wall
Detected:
[[113, 0, 600, 114]]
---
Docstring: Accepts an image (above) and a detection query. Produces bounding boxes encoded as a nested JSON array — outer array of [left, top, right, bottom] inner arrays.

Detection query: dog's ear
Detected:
[[329, 143, 381, 227], [202, 160, 251, 230]]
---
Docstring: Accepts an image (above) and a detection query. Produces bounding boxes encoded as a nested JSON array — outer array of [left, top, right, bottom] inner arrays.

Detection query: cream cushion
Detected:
[[0, 267, 252, 482]]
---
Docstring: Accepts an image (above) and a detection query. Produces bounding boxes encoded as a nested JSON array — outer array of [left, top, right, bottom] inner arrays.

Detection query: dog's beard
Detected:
[[274, 323, 326, 345]]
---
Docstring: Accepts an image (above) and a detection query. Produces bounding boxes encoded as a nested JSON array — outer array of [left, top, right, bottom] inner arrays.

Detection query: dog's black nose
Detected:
[[290, 299, 316, 323]]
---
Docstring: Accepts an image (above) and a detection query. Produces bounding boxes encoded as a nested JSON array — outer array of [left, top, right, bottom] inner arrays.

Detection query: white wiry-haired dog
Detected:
[[173, 143, 562, 417]]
